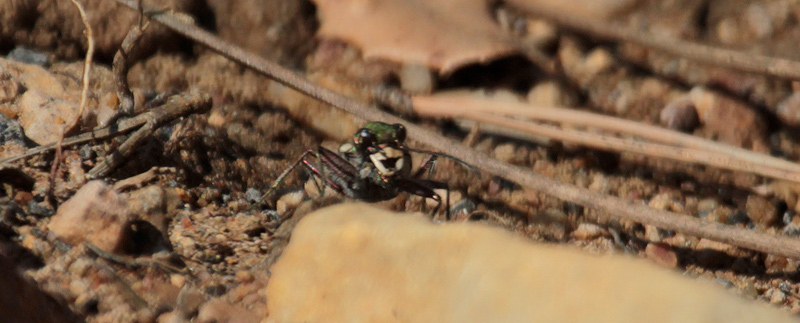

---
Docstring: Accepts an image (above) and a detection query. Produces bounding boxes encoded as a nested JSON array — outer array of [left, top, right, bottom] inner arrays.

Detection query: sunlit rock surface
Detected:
[[266, 203, 793, 323]]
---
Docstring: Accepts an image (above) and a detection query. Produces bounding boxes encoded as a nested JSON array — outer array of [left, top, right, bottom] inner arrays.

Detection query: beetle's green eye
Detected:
[[394, 124, 406, 142]]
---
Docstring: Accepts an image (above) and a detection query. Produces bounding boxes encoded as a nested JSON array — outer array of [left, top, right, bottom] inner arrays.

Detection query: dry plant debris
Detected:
[[412, 92, 800, 184], [312, 0, 517, 74], [7, 0, 800, 320]]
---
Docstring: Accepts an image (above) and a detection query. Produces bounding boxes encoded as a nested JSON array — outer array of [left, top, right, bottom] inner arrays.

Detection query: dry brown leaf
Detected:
[[507, 0, 639, 21], [312, 0, 517, 74]]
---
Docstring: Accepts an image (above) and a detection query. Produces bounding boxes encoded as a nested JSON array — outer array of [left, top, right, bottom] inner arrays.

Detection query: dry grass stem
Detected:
[[66, 0, 94, 135], [465, 111, 800, 183], [412, 95, 800, 182], [49, 0, 94, 203]]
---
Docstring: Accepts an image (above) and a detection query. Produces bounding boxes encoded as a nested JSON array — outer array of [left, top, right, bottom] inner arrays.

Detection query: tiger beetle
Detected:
[[260, 121, 478, 219]]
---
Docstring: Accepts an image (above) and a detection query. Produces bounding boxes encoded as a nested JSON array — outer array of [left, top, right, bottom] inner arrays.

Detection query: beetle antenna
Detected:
[[405, 148, 481, 178]]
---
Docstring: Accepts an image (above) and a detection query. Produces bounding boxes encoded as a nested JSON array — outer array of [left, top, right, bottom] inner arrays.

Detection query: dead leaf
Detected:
[[312, 0, 517, 74], [507, 0, 639, 21]]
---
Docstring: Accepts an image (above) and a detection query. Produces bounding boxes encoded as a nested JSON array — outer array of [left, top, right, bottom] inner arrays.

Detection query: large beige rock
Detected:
[[266, 203, 794, 323]]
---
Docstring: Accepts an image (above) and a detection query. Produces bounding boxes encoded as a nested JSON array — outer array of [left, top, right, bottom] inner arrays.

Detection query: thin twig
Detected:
[[49, 0, 94, 204], [65, 0, 94, 135], [0, 92, 211, 168], [87, 91, 212, 178], [412, 95, 800, 180], [103, 7, 150, 127], [82, 244, 150, 309], [506, 0, 800, 80], [84, 242, 186, 273], [113, 166, 174, 191], [111, 0, 800, 259]]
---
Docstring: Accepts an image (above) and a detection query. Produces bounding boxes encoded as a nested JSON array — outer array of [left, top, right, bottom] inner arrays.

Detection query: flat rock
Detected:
[[0, 57, 78, 144], [18, 90, 78, 144], [266, 203, 793, 322], [0, 57, 68, 99], [48, 180, 132, 252]]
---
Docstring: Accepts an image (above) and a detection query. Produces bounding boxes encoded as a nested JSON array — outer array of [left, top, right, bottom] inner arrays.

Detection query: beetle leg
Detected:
[[412, 155, 438, 179], [260, 146, 362, 207], [416, 179, 451, 220], [259, 149, 317, 206], [395, 178, 451, 220], [315, 147, 361, 197], [300, 156, 333, 197]]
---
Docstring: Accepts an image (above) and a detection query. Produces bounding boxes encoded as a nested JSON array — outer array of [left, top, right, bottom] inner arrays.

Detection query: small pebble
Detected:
[[782, 211, 795, 226], [13, 191, 33, 205], [170, 274, 186, 288], [0, 113, 25, 145], [647, 192, 682, 213], [244, 188, 261, 204], [716, 17, 742, 45], [643, 224, 661, 242], [742, 281, 759, 299], [449, 199, 476, 221], [588, 174, 610, 194], [493, 143, 517, 163], [764, 254, 797, 273], [235, 270, 254, 283], [525, 19, 557, 48], [660, 97, 698, 132], [768, 288, 787, 304], [276, 190, 305, 215], [582, 48, 616, 77], [783, 222, 800, 237], [176, 236, 196, 251], [745, 195, 778, 227], [697, 198, 719, 213], [7, 47, 49, 67], [644, 242, 678, 269], [526, 80, 578, 107], [0, 72, 21, 105], [687, 86, 768, 151], [78, 144, 95, 160], [715, 278, 733, 289], [571, 223, 608, 240], [27, 201, 54, 218], [744, 3, 773, 39], [776, 91, 800, 126]]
